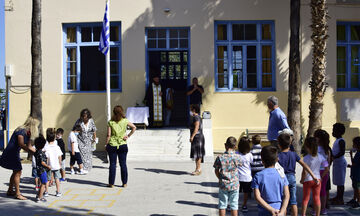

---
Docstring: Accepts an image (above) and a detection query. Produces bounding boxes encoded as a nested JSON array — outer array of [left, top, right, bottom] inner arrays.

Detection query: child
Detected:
[[330, 123, 347, 205], [250, 135, 264, 177], [34, 135, 51, 202], [252, 145, 289, 216], [236, 137, 253, 213], [347, 137, 360, 208], [213, 136, 242, 216], [68, 125, 85, 175], [31, 146, 40, 191], [56, 128, 66, 181], [314, 129, 332, 214], [44, 128, 63, 197], [301, 137, 329, 216], [278, 133, 319, 216]]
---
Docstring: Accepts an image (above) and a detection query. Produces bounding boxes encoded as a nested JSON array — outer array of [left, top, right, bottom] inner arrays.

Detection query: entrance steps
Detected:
[[127, 128, 198, 161]]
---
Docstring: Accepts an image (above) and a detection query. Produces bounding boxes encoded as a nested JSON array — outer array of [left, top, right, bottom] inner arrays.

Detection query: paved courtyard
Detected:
[[0, 152, 359, 216]]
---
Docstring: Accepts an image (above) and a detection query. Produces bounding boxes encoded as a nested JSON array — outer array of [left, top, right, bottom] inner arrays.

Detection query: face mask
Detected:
[[74, 132, 79, 136], [56, 135, 62, 139], [189, 111, 194, 116]]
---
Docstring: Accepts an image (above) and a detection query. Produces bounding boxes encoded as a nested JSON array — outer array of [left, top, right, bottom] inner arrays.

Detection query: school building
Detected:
[[3, 0, 360, 151]]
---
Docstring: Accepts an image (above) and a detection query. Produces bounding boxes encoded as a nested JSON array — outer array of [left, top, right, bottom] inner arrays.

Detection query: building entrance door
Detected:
[[148, 51, 189, 126]]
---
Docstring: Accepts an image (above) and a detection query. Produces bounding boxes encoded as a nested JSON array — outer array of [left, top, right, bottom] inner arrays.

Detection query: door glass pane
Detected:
[[217, 73, 228, 88], [262, 46, 271, 58], [262, 60, 272, 73], [66, 48, 77, 90], [161, 52, 167, 62], [179, 29, 188, 38], [170, 39, 178, 48], [158, 39, 166, 48], [160, 65, 167, 79], [351, 46, 359, 75], [217, 24, 227, 40], [169, 52, 180, 62], [93, 27, 102, 41], [351, 74, 359, 88], [183, 65, 188, 80], [247, 74, 257, 88], [110, 47, 119, 60], [262, 75, 272, 88], [262, 24, 271, 40], [232, 46, 243, 88], [179, 39, 188, 48], [158, 29, 166, 38], [80, 46, 106, 91], [110, 76, 119, 89], [245, 24, 257, 40], [67, 27, 77, 43], [110, 26, 120, 41], [110, 62, 119, 75], [67, 48, 76, 62], [183, 52, 188, 62], [148, 29, 156, 38], [247, 60, 257, 74], [175, 65, 181, 79], [337, 60, 346, 75], [170, 29, 178, 38], [337, 46, 346, 59], [218, 46, 228, 59], [148, 40, 156, 48], [81, 27, 91, 42], [337, 25, 346, 41], [232, 24, 244, 40], [247, 46, 257, 59], [337, 74, 346, 88], [351, 25, 360, 41], [169, 65, 175, 79]]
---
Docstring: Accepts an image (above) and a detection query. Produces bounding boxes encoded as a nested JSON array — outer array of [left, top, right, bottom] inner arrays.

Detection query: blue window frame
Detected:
[[337, 22, 360, 91], [214, 21, 275, 92], [63, 22, 122, 93]]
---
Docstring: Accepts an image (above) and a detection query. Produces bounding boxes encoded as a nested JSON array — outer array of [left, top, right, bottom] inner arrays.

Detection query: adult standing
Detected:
[[74, 108, 97, 173], [189, 104, 205, 175], [187, 77, 204, 111], [267, 96, 290, 147], [106, 105, 136, 187], [144, 75, 165, 127], [0, 116, 38, 200]]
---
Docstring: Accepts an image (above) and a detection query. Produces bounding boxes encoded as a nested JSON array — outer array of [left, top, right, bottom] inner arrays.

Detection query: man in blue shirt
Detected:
[[267, 96, 290, 146]]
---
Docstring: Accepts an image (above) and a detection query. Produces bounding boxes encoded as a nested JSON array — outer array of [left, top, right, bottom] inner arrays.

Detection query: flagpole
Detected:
[[106, 0, 111, 121]]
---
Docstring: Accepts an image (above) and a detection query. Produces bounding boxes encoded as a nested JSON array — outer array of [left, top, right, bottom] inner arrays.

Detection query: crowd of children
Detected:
[[214, 123, 360, 216], [31, 125, 85, 202]]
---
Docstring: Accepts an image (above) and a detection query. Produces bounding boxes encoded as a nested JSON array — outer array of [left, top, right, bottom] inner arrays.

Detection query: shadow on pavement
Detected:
[[176, 200, 217, 209], [184, 181, 218, 188], [149, 214, 177, 216], [134, 168, 190, 175], [195, 190, 218, 198], [67, 178, 108, 187]]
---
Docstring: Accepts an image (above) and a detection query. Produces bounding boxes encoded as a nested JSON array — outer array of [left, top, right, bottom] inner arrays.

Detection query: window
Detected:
[[215, 21, 275, 91], [337, 22, 360, 90], [63, 22, 121, 92]]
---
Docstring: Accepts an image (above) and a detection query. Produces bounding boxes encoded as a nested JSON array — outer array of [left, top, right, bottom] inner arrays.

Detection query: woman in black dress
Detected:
[[0, 116, 38, 200], [189, 104, 205, 175]]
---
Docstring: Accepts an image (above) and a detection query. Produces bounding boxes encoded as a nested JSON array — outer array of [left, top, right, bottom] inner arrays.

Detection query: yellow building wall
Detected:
[[5, 0, 360, 151]]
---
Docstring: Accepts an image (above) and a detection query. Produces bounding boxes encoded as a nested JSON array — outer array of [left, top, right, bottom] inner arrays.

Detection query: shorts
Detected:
[[70, 152, 83, 166], [352, 181, 360, 190], [332, 159, 347, 186], [286, 173, 297, 205], [239, 181, 252, 193], [32, 167, 39, 178], [61, 160, 65, 170], [39, 172, 48, 184], [218, 188, 239, 210], [47, 170, 61, 180]]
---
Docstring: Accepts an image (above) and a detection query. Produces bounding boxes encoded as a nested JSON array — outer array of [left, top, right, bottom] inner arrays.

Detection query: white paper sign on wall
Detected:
[[341, 98, 360, 121]]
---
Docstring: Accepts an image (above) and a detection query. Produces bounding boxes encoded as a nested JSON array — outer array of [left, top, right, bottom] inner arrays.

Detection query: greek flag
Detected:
[[99, 0, 109, 55]]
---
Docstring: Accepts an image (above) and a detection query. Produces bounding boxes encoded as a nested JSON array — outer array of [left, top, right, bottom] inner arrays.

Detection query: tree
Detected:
[[288, 0, 302, 153], [30, 0, 42, 132], [307, 0, 329, 137]]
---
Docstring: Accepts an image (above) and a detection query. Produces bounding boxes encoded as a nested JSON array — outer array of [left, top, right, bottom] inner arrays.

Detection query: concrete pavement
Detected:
[[0, 152, 359, 215]]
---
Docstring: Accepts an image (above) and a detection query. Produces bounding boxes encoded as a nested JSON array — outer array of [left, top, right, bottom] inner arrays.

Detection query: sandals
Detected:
[[191, 170, 202, 176], [14, 194, 27, 200]]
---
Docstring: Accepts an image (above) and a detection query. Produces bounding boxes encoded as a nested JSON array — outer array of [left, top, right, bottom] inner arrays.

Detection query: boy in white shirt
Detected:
[[68, 125, 85, 175], [44, 128, 63, 197]]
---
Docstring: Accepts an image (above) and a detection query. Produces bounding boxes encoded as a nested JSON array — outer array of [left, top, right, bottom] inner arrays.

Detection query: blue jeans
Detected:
[[106, 144, 128, 185], [286, 173, 297, 205], [218, 188, 239, 210]]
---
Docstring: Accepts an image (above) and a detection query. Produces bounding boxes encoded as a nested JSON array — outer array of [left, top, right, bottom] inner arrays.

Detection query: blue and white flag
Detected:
[[99, 0, 109, 55]]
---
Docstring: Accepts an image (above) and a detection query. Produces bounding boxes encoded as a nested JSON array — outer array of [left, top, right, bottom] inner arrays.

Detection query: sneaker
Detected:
[[59, 178, 66, 182], [36, 197, 47, 203], [44, 192, 49, 197], [55, 192, 62, 197], [350, 202, 360, 209], [320, 209, 328, 215], [242, 206, 248, 213], [82, 170, 88, 174], [70, 170, 75, 175], [347, 199, 357, 206]]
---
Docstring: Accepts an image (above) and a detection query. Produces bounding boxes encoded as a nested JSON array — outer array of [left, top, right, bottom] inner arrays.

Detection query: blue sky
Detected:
[[0, 0, 5, 89]]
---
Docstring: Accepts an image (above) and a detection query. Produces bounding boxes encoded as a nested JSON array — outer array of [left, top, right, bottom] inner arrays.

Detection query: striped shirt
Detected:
[[250, 144, 264, 172]]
